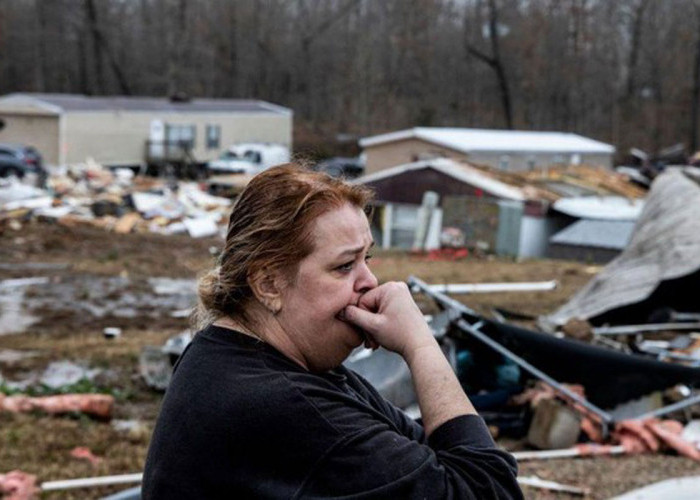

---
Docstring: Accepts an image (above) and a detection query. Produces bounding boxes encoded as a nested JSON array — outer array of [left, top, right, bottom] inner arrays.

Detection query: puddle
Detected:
[[0, 275, 198, 335], [0, 278, 47, 334]]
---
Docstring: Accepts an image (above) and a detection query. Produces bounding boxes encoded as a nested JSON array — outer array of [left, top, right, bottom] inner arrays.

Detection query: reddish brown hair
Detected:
[[195, 163, 373, 327]]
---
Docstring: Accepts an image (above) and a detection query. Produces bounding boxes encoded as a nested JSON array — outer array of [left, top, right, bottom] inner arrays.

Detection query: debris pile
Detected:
[[405, 274, 700, 476], [0, 160, 232, 239]]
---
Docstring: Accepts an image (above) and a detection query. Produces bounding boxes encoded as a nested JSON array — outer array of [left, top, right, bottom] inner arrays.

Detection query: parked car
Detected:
[[0, 143, 47, 186], [206, 143, 290, 175], [315, 157, 364, 179]]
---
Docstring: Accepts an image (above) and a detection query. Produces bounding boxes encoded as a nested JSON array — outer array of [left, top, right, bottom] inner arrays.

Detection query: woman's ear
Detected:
[[248, 269, 283, 314]]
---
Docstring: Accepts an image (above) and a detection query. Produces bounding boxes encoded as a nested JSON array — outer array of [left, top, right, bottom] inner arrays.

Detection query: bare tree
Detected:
[[464, 0, 514, 129]]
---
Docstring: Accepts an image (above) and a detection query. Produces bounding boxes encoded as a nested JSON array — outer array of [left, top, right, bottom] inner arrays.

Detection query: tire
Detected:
[[0, 166, 24, 179]]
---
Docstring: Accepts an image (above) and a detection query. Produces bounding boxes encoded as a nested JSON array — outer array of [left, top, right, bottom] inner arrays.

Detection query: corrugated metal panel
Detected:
[[549, 219, 635, 250], [545, 168, 700, 328]]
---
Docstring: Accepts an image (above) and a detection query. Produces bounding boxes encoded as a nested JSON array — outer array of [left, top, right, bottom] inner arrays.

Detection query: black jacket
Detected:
[[143, 325, 522, 499]]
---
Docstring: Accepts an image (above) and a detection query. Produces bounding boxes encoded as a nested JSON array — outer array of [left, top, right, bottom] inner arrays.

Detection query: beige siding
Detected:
[[365, 138, 469, 174], [0, 113, 60, 164], [364, 138, 613, 173], [63, 111, 292, 166], [465, 152, 613, 170]]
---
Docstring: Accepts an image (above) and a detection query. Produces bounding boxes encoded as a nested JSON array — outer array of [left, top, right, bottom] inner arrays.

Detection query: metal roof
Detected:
[[552, 196, 644, 220], [359, 127, 615, 154], [549, 219, 636, 250], [544, 168, 700, 328], [0, 93, 292, 115]]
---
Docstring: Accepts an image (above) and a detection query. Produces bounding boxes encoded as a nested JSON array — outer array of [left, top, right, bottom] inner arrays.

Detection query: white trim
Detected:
[[354, 158, 525, 201]]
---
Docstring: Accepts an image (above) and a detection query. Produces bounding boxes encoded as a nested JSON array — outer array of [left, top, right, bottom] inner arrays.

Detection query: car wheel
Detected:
[[0, 167, 24, 179]]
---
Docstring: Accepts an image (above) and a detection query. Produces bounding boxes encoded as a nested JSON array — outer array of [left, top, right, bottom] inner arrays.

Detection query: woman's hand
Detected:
[[342, 282, 436, 359]]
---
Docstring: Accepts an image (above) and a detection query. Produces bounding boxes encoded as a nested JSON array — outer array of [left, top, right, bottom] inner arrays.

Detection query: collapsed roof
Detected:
[[542, 167, 700, 329], [355, 158, 646, 204]]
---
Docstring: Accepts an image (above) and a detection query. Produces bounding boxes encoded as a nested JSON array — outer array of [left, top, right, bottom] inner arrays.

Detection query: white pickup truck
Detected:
[[206, 143, 290, 175]]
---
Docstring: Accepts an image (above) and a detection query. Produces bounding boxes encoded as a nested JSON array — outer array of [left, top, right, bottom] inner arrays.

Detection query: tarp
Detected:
[[543, 168, 700, 328]]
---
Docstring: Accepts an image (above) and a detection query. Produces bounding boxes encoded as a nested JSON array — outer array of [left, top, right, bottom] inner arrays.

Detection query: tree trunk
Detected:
[[690, 5, 700, 153], [464, 0, 514, 129]]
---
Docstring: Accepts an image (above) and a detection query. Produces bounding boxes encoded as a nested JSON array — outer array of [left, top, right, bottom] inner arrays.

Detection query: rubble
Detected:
[[543, 167, 700, 330], [408, 274, 700, 469], [0, 160, 232, 239]]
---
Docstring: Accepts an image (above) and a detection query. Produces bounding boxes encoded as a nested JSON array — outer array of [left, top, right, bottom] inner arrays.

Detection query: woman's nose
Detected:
[[355, 262, 378, 294]]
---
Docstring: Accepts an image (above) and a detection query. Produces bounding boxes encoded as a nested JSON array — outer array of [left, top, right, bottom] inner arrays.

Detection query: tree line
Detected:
[[1, 0, 700, 160]]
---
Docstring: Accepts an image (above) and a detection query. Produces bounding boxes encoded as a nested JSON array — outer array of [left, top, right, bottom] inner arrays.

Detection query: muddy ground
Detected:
[[0, 221, 697, 499]]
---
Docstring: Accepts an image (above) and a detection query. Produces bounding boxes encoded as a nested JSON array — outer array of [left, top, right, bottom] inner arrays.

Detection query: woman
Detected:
[[143, 164, 521, 499]]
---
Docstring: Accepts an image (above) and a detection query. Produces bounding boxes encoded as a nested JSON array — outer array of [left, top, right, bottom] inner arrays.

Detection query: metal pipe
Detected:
[[42, 473, 142, 491], [672, 312, 700, 322], [632, 392, 700, 421], [424, 280, 557, 294], [635, 346, 700, 367], [408, 276, 614, 425], [593, 322, 700, 336]]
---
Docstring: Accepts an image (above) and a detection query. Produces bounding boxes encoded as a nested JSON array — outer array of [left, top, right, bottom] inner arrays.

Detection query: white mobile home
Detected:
[[359, 127, 615, 174], [0, 93, 292, 167]]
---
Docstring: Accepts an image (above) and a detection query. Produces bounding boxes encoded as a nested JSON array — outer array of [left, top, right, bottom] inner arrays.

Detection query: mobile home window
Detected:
[[206, 125, 221, 149], [166, 124, 196, 149], [499, 155, 510, 170]]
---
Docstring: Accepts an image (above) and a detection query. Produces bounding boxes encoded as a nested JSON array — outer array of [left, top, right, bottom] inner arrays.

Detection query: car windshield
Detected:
[[220, 151, 239, 160]]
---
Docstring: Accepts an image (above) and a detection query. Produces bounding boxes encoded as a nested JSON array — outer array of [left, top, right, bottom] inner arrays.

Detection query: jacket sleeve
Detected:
[[294, 414, 522, 499]]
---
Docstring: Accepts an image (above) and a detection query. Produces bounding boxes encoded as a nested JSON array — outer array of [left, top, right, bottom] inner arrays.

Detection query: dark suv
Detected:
[[315, 157, 364, 179], [0, 143, 47, 186]]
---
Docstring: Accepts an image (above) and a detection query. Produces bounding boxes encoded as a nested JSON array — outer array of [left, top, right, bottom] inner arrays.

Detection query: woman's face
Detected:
[[275, 203, 378, 372]]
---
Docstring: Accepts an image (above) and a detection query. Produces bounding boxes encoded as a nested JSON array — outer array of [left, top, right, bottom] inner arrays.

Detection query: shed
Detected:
[[359, 127, 615, 174], [354, 158, 555, 256], [355, 158, 644, 258], [0, 93, 292, 167]]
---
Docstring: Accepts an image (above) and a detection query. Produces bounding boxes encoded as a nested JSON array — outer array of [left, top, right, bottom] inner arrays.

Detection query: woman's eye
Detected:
[[337, 261, 354, 272], [365, 254, 373, 262]]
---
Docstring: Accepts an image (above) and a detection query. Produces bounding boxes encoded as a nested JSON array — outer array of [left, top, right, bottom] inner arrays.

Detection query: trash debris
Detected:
[[39, 361, 101, 389], [526, 398, 582, 450], [139, 331, 193, 390], [407, 273, 700, 468], [70, 447, 103, 467], [0, 159, 232, 240], [0, 393, 114, 419], [103, 327, 122, 339], [111, 419, 150, 442], [0, 470, 39, 500]]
